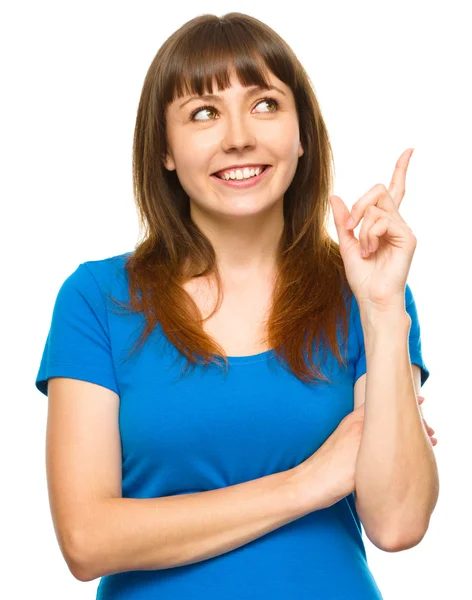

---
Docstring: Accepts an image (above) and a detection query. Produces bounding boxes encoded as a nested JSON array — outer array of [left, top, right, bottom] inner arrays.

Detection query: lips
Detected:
[[212, 165, 269, 178], [211, 164, 273, 188]]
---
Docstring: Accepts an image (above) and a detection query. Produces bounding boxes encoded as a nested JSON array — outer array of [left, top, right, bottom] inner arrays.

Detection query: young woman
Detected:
[[36, 11, 438, 599]]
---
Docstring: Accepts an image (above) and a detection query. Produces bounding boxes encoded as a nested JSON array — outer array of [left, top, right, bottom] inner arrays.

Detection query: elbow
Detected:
[[376, 524, 428, 553], [64, 528, 95, 582], [64, 500, 115, 582]]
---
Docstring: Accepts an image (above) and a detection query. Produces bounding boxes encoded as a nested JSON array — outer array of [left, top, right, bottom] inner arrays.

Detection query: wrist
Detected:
[[285, 465, 319, 516], [287, 455, 336, 514], [358, 303, 410, 332]]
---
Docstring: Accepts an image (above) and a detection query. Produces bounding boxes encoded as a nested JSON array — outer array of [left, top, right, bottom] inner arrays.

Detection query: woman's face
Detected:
[[163, 68, 304, 220]]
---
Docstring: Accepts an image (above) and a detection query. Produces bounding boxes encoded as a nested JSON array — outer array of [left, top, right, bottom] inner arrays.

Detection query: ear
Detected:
[[162, 152, 176, 171], [298, 139, 304, 158]]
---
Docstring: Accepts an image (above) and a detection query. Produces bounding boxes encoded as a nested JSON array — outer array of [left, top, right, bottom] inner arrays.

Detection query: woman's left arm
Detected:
[[354, 306, 439, 552], [329, 148, 440, 551]]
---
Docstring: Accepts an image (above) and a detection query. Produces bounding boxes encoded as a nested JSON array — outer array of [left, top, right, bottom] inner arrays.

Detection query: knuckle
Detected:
[[353, 419, 364, 433]]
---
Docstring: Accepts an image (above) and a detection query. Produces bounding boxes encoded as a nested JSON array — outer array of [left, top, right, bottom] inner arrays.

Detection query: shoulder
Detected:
[[80, 250, 132, 282], [67, 251, 133, 299]]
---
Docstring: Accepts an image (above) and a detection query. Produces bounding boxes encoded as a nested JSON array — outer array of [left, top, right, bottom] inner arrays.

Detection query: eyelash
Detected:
[[190, 97, 280, 121]]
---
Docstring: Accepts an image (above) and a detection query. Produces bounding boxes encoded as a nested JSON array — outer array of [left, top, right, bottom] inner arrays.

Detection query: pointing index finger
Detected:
[[388, 148, 414, 207]]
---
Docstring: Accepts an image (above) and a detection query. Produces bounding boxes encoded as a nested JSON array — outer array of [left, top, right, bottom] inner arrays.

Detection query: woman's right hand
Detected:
[[292, 403, 366, 511], [291, 393, 437, 512]]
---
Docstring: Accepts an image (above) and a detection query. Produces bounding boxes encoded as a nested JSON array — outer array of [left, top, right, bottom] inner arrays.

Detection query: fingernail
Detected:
[[346, 216, 355, 229]]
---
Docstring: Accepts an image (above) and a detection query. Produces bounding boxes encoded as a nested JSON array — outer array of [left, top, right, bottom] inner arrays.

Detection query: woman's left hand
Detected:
[[418, 395, 438, 447], [330, 148, 417, 310]]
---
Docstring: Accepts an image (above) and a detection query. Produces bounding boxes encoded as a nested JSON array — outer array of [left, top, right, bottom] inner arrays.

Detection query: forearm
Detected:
[[75, 468, 320, 581], [355, 306, 439, 549]]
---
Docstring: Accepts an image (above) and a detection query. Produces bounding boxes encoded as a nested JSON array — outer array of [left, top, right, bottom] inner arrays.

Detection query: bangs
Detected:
[[162, 18, 294, 106]]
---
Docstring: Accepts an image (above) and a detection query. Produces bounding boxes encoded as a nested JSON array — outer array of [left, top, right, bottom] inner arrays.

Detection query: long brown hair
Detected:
[[109, 12, 353, 385]]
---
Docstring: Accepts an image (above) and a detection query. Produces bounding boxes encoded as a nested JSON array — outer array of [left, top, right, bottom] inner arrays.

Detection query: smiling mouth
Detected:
[[212, 165, 270, 179], [210, 165, 273, 189]]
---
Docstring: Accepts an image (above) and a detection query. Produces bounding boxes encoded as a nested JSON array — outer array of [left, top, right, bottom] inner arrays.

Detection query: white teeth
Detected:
[[218, 166, 265, 180]]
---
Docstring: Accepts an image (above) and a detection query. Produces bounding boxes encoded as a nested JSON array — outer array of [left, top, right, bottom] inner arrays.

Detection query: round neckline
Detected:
[[214, 348, 275, 365]]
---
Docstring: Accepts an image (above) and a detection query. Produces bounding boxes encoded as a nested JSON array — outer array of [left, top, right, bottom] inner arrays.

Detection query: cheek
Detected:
[[172, 148, 207, 179], [176, 138, 214, 170], [264, 122, 300, 157], [171, 154, 210, 197]]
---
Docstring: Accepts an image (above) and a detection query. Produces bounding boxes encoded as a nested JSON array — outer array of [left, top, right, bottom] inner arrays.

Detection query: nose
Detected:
[[220, 113, 257, 152]]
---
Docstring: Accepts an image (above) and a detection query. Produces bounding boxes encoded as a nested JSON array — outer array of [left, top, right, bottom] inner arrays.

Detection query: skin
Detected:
[[163, 67, 304, 288]]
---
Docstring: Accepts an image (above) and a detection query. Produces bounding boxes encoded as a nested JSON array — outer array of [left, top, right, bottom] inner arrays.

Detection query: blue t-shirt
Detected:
[[35, 252, 430, 600]]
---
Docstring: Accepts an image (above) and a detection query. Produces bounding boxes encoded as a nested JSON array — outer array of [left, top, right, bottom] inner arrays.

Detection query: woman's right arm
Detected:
[[79, 466, 322, 581], [46, 377, 337, 583]]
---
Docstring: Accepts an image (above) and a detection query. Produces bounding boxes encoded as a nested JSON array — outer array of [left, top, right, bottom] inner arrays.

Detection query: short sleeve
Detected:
[[353, 283, 430, 387], [35, 263, 120, 397]]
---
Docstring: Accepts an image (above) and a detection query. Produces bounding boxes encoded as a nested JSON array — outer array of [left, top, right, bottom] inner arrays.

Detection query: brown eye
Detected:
[[258, 98, 279, 113], [190, 97, 280, 122], [190, 105, 218, 121]]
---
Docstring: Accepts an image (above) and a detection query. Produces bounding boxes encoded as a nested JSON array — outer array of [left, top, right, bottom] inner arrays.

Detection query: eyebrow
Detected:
[[178, 85, 286, 109]]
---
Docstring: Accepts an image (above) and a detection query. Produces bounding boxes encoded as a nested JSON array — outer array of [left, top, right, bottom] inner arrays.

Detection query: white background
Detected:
[[3, 1, 470, 598]]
